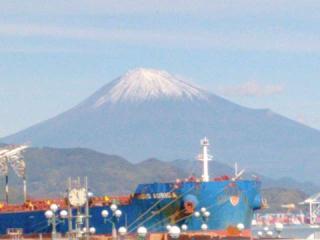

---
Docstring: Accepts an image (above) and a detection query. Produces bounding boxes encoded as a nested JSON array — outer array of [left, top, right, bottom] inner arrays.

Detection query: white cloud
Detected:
[[0, 23, 320, 53], [219, 81, 284, 97], [0, 0, 319, 19], [0, 45, 81, 54]]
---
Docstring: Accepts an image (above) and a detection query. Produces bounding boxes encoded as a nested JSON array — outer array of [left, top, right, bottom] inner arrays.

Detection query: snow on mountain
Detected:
[[94, 68, 208, 106]]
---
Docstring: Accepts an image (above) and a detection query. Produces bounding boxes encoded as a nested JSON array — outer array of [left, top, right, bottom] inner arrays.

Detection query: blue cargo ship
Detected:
[[0, 138, 262, 239]]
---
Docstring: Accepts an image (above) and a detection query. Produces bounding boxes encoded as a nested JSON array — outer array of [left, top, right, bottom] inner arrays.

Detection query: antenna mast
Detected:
[[197, 137, 212, 182]]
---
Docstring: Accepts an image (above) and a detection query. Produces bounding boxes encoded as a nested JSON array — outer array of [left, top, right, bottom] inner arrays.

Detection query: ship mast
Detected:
[[197, 137, 212, 182]]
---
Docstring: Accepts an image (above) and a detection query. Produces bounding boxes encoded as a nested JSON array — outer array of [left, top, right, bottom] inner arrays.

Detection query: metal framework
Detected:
[[66, 177, 90, 240], [301, 192, 320, 225], [0, 145, 28, 203]]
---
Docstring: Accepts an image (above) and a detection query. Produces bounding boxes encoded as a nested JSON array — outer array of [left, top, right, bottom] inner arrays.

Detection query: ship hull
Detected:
[[0, 180, 262, 237]]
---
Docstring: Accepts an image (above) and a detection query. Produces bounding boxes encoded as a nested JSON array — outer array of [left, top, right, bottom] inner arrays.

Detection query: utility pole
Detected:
[[23, 175, 27, 202], [85, 177, 90, 240], [5, 173, 9, 204], [67, 178, 73, 240]]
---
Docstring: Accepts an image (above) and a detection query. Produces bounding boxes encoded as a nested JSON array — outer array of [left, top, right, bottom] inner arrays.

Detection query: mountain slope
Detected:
[[2, 68, 320, 182]]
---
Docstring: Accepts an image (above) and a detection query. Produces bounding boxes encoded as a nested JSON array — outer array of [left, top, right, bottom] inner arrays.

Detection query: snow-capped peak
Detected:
[[94, 68, 207, 106]]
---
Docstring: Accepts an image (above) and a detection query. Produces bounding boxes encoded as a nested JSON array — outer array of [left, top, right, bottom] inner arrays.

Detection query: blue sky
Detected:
[[0, 0, 319, 137]]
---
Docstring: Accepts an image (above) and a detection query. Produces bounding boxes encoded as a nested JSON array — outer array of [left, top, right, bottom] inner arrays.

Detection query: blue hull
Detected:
[[0, 180, 262, 236]]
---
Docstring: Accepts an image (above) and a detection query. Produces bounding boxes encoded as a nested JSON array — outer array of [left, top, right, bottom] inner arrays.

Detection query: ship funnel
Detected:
[[197, 137, 212, 182]]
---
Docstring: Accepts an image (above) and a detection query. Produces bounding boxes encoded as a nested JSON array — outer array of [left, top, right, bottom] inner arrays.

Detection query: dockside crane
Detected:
[[0, 145, 28, 203]]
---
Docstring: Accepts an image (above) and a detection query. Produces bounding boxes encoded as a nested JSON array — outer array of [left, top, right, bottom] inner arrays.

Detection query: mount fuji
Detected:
[[2, 68, 320, 182]]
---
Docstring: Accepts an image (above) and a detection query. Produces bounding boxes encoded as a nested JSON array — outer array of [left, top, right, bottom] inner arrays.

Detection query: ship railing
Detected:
[[90, 195, 132, 206], [0, 194, 133, 213]]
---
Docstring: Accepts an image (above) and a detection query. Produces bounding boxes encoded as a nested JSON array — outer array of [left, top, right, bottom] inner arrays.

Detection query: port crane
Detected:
[[300, 192, 320, 225], [0, 145, 28, 203]]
